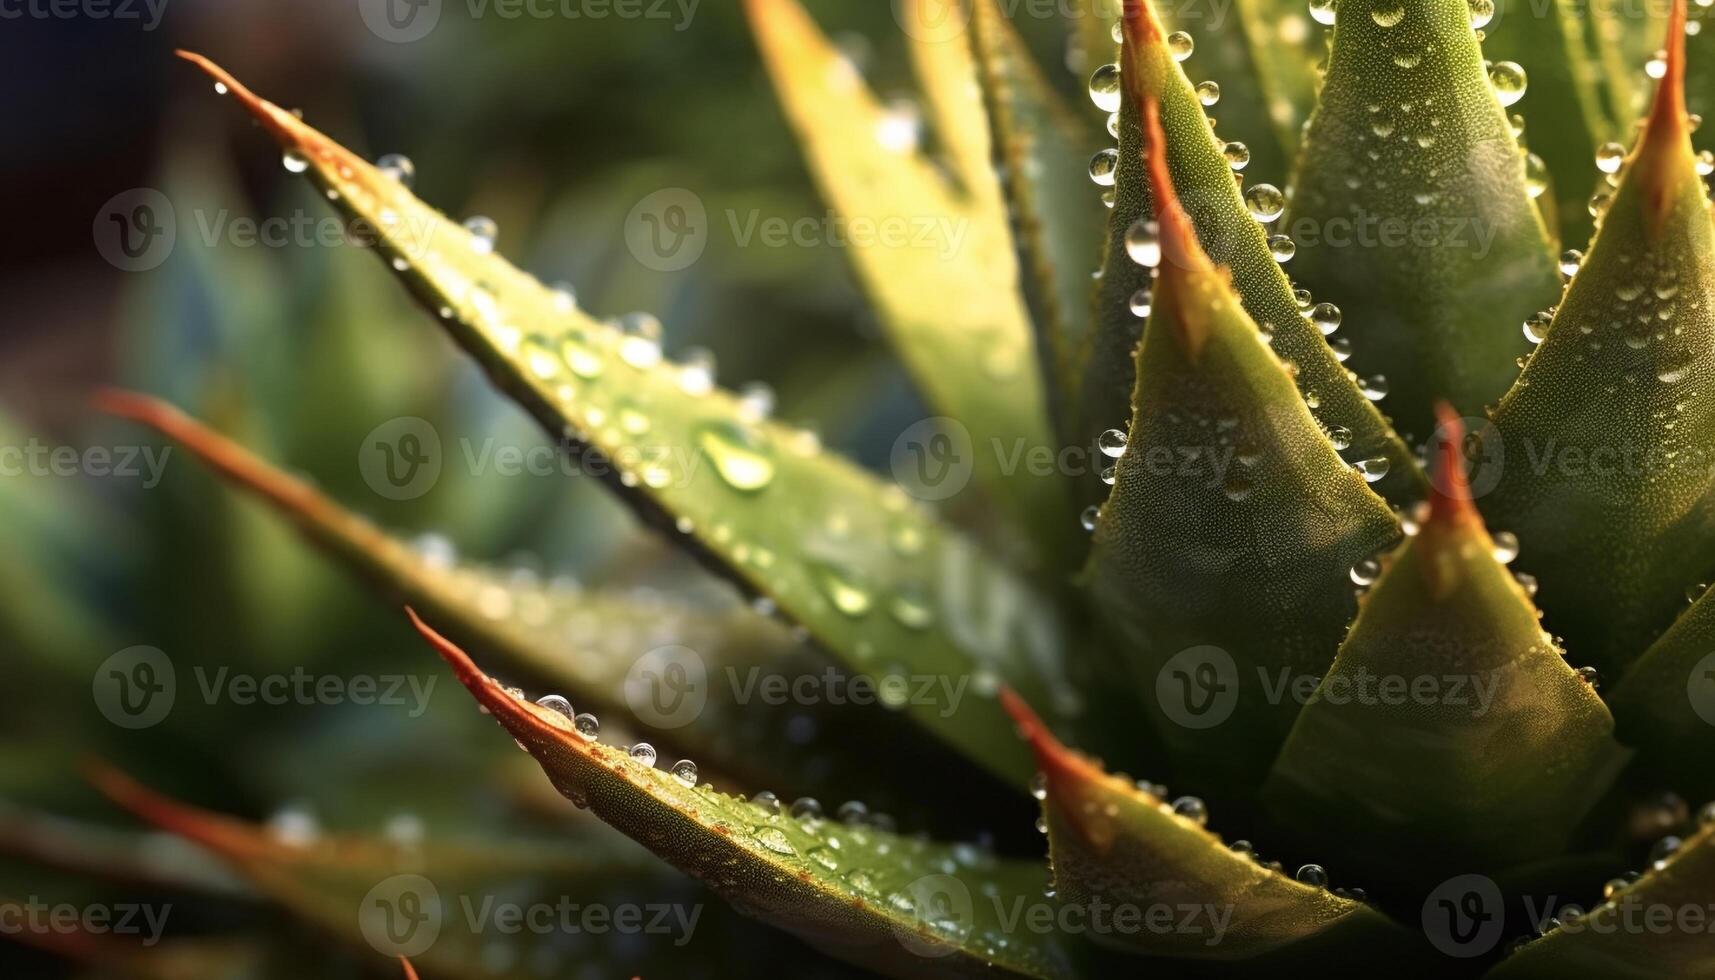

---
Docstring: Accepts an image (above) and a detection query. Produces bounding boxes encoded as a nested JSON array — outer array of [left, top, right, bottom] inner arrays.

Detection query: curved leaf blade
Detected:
[[411, 611, 1084, 980], [1487, 823, 1715, 980], [1080, 0, 1421, 504], [1084, 98, 1401, 792], [176, 53, 1087, 785], [1265, 411, 1628, 878], [745, 0, 1075, 566], [997, 690, 1404, 960], [1284, 0, 1562, 437], [1610, 587, 1715, 797], [1482, 5, 1715, 682], [970, 0, 1108, 440]]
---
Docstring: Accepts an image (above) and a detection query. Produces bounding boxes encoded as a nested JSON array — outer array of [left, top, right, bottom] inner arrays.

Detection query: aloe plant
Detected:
[[13, 0, 1715, 975]]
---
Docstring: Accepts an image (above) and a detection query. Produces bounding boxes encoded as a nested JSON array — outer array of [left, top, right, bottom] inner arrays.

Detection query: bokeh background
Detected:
[[0, 1, 1087, 976]]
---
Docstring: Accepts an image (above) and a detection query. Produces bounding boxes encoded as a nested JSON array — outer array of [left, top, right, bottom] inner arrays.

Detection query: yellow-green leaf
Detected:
[[413, 612, 1085, 980], [1284, 0, 1562, 437], [1481, 8, 1715, 682], [747, 0, 1075, 566], [998, 690, 1404, 960], [178, 53, 1088, 786], [1266, 411, 1628, 878]]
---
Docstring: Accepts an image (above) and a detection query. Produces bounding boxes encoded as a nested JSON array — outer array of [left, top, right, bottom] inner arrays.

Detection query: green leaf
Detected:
[[970, 0, 1109, 442], [99, 391, 1033, 825], [178, 53, 1087, 787], [1083, 97, 1401, 792], [1610, 586, 1715, 797], [1480, 0, 1617, 246], [1480, 14, 1715, 682], [746, 0, 1075, 567], [1080, 0, 1421, 505], [412, 612, 1084, 980], [1265, 411, 1628, 878], [1487, 823, 1715, 980], [1283, 0, 1561, 437], [89, 767, 847, 980], [997, 690, 1404, 960]]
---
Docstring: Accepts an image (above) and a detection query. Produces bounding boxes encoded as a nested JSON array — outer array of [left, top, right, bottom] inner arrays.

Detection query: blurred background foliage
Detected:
[[0, 1, 1086, 975]]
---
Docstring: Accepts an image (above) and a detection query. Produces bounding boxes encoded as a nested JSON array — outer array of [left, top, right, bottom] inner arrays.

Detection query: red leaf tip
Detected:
[[998, 688, 1102, 790], [401, 957, 421, 980], [1427, 403, 1478, 529], [1120, 0, 1165, 48]]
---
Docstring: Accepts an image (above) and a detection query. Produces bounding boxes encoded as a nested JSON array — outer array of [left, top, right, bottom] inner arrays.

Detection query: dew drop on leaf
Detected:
[[1088, 63, 1123, 112], [1244, 183, 1285, 222], [696, 421, 776, 492], [1488, 61, 1528, 107], [1088, 147, 1120, 186]]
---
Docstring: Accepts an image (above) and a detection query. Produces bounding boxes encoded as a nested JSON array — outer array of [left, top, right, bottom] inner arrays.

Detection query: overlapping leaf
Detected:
[[746, 0, 1075, 567], [1285, 0, 1561, 437], [1266, 411, 1628, 878], [1481, 0, 1616, 244], [1080, 0, 1420, 504], [1084, 98, 1401, 792], [970, 0, 1108, 442], [1610, 585, 1715, 796], [178, 52, 1087, 786], [1489, 823, 1715, 979], [1481, 4, 1715, 682], [100, 391, 1032, 828], [998, 691, 1402, 960], [412, 611, 1084, 979]]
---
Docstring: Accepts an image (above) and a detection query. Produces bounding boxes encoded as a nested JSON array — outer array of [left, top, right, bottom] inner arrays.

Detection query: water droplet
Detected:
[[1468, 0, 1494, 27], [697, 421, 775, 492], [1357, 457, 1390, 483], [1308, 0, 1337, 26], [464, 216, 498, 253], [1099, 428, 1129, 458], [268, 804, 320, 847], [536, 694, 575, 719], [1330, 337, 1353, 362], [670, 759, 698, 786], [1080, 505, 1101, 532], [1646, 49, 1669, 80], [812, 562, 873, 617], [1559, 250, 1584, 278], [1360, 375, 1390, 401], [282, 150, 309, 174], [1523, 312, 1553, 344], [889, 589, 934, 630], [1489, 61, 1528, 107], [1576, 665, 1601, 689], [753, 827, 797, 855], [1222, 141, 1251, 171], [377, 153, 415, 185], [1129, 288, 1153, 317], [1088, 147, 1120, 186], [790, 797, 824, 821], [630, 743, 658, 767], [1269, 234, 1296, 262], [1125, 219, 1162, 267], [1088, 63, 1123, 112], [1350, 558, 1382, 585], [1107, 112, 1120, 138], [1371, 2, 1404, 26], [874, 99, 922, 154], [1308, 302, 1342, 335], [1166, 30, 1193, 62], [1171, 796, 1208, 825], [573, 712, 599, 740], [1244, 183, 1285, 222], [1195, 80, 1221, 106], [1595, 142, 1626, 174], [1296, 864, 1329, 888], [1687, 582, 1709, 604], [1327, 425, 1353, 451], [1492, 530, 1520, 564]]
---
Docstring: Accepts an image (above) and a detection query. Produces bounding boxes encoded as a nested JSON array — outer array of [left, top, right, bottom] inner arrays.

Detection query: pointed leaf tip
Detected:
[[1140, 99, 1208, 279], [1120, 0, 1163, 47], [400, 957, 420, 980], [1427, 403, 1477, 530], [1649, 0, 1689, 140]]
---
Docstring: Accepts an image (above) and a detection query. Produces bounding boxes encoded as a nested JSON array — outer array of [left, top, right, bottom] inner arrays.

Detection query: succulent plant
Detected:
[[14, 0, 1715, 976]]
